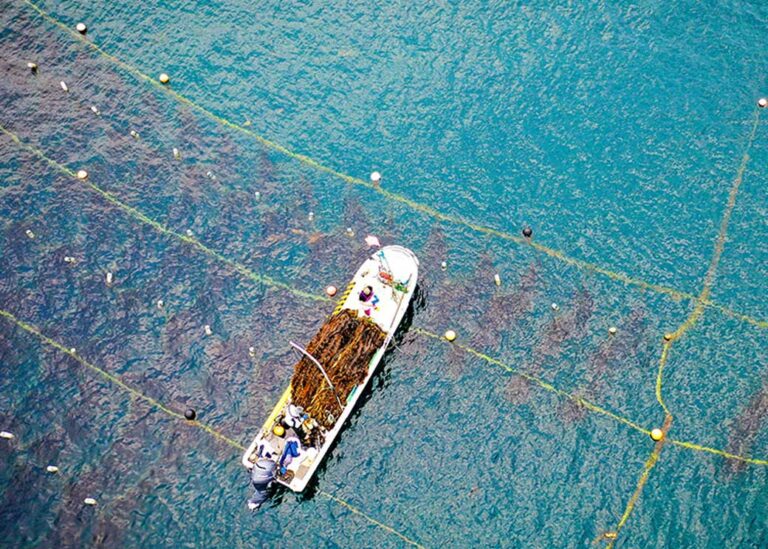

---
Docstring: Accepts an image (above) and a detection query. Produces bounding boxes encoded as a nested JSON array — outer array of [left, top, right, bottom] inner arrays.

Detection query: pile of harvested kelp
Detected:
[[291, 309, 386, 429]]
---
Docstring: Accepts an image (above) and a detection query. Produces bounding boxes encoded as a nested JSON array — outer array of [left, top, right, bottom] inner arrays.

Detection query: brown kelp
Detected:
[[290, 309, 386, 428], [505, 287, 595, 405], [472, 262, 540, 350], [560, 307, 647, 423], [723, 379, 768, 476]]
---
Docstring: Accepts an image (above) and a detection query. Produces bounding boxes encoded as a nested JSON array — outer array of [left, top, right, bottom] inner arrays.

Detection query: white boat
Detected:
[[242, 245, 419, 495]]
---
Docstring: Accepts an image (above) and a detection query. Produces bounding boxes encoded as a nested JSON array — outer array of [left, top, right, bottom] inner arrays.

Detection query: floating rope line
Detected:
[[413, 328, 652, 436], [415, 329, 768, 467], [320, 492, 425, 548], [17, 0, 768, 332], [3, 125, 766, 469], [603, 107, 762, 546], [654, 108, 761, 423], [654, 341, 673, 417], [0, 309, 244, 449], [663, 109, 762, 345], [668, 439, 768, 466], [0, 123, 329, 305], [603, 414, 672, 548], [0, 308, 425, 548]]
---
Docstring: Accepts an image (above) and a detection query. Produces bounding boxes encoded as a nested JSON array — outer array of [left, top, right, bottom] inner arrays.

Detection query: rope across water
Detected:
[[603, 107, 762, 547], [16, 0, 768, 332], [4, 5, 768, 545]]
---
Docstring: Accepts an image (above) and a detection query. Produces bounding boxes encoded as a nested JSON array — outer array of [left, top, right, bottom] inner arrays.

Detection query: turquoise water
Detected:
[[1, 0, 767, 546]]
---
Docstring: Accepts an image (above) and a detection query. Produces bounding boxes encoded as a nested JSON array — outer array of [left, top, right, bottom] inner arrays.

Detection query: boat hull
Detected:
[[242, 245, 419, 492]]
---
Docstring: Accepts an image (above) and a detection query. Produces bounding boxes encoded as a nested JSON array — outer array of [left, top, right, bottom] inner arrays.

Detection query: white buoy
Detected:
[[105, 271, 113, 285], [370, 171, 381, 184], [46, 465, 59, 473], [0, 431, 14, 440], [76, 22, 87, 34], [76, 169, 88, 180], [758, 98, 767, 108], [159, 73, 170, 85], [248, 346, 256, 357], [172, 147, 180, 160], [130, 130, 139, 139], [27, 62, 38, 72], [157, 299, 164, 309], [444, 330, 457, 342], [345, 227, 354, 237], [551, 303, 559, 311], [185, 229, 193, 237], [25, 229, 35, 239], [254, 191, 261, 200], [308, 211, 315, 221], [494, 273, 501, 286], [90, 105, 100, 115], [63, 256, 75, 263], [83, 497, 97, 506], [325, 285, 338, 297], [69, 348, 76, 354], [204, 325, 213, 336], [440, 261, 447, 271], [60, 81, 69, 92], [608, 326, 618, 335]]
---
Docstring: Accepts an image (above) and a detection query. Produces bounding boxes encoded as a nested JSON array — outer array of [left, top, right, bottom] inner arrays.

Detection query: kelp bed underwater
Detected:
[[1, 1, 768, 547], [291, 309, 386, 429]]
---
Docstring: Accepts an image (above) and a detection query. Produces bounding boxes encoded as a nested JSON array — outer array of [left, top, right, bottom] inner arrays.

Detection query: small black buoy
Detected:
[[522, 226, 533, 238], [184, 408, 196, 421]]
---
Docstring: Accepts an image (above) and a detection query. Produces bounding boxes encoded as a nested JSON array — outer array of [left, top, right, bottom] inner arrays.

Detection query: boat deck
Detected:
[[242, 246, 419, 492]]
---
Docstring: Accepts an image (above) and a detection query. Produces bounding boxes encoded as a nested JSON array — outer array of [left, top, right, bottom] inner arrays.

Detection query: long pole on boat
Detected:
[[289, 341, 345, 412]]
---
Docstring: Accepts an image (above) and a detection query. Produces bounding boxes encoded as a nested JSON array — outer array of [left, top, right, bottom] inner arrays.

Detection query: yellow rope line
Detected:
[[0, 308, 424, 548], [413, 328, 652, 436], [604, 107, 761, 545], [17, 0, 768, 332], [603, 414, 672, 548], [0, 308, 244, 449], [655, 108, 760, 415], [654, 341, 672, 417], [668, 439, 768, 466], [664, 109, 762, 345], [0, 123, 329, 305], [704, 299, 768, 329], [3, 123, 767, 469], [320, 492, 426, 548]]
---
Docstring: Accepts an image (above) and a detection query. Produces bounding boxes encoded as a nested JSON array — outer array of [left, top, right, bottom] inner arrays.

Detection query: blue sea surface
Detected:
[[1, 0, 767, 547]]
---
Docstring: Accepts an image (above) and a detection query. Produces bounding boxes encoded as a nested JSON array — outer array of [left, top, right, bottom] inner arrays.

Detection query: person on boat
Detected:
[[359, 285, 374, 302], [359, 285, 379, 313], [247, 457, 276, 511], [256, 437, 278, 459], [299, 417, 318, 447], [278, 435, 302, 475], [283, 404, 307, 430]]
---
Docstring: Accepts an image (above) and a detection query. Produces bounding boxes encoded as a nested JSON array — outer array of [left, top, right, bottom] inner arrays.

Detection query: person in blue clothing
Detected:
[[279, 436, 302, 475]]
